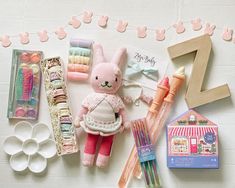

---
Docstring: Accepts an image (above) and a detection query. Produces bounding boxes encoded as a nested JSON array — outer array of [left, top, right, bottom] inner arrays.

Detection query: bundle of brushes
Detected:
[[131, 118, 161, 188]]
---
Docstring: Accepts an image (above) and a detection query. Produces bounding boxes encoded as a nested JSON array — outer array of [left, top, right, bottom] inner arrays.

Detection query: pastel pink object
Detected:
[[173, 21, 185, 34], [191, 18, 202, 31], [67, 72, 89, 81], [69, 16, 81, 29], [0, 35, 11, 47], [233, 38, 235, 43], [15, 107, 26, 117], [77, 43, 128, 167], [137, 26, 147, 38], [83, 133, 113, 168], [98, 15, 109, 28], [204, 23, 216, 36], [55, 27, 67, 40], [222, 28, 233, 41], [19, 32, 29, 44], [96, 153, 110, 168], [82, 152, 95, 166], [83, 11, 93, 24], [38, 30, 49, 42], [116, 20, 128, 33], [156, 28, 165, 41]]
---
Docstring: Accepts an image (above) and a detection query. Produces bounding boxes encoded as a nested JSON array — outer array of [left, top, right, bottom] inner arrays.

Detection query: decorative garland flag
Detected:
[[0, 11, 235, 47]]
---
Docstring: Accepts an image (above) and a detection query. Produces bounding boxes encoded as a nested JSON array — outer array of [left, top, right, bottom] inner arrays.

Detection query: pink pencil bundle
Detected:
[[67, 38, 93, 81]]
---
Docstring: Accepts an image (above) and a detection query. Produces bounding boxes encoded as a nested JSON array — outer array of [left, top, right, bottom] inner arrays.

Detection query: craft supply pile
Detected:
[[3, 35, 231, 188]]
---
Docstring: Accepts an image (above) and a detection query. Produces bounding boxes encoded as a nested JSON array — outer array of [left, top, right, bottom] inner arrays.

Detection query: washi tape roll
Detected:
[[57, 102, 69, 110], [68, 55, 90, 65], [59, 109, 70, 117], [54, 96, 67, 104], [67, 64, 89, 73], [61, 125, 72, 133], [51, 80, 63, 89], [70, 38, 93, 48], [53, 88, 66, 98], [60, 116, 72, 124], [69, 47, 91, 57]]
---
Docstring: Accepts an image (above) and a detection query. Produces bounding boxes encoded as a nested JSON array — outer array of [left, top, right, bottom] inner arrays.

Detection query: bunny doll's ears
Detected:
[[93, 43, 127, 66], [111, 48, 127, 67], [93, 44, 105, 63]]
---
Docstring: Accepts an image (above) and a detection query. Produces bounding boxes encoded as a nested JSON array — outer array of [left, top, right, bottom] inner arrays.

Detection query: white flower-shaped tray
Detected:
[[3, 121, 57, 173]]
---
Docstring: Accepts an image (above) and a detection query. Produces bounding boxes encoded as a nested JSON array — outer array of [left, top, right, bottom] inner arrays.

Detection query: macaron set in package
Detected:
[[7, 49, 43, 120], [40, 57, 78, 155], [67, 38, 93, 81]]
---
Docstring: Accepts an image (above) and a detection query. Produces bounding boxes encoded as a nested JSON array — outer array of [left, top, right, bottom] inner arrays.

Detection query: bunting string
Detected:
[[0, 10, 234, 48]]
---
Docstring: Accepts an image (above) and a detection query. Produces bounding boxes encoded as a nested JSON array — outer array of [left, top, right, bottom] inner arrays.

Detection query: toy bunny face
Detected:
[[91, 63, 122, 94], [91, 44, 127, 94]]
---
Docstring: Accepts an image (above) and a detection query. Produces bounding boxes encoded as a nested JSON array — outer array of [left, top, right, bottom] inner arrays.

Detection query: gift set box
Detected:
[[167, 109, 219, 169]]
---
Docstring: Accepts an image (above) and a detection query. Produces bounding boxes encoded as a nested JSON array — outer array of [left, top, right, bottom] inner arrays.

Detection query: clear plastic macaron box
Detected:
[[7, 49, 43, 120]]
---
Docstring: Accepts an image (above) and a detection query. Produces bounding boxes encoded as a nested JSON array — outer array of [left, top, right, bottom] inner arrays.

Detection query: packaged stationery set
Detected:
[[7, 49, 43, 120]]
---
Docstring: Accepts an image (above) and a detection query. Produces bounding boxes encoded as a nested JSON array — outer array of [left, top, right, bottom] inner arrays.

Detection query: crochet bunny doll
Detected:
[[75, 44, 129, 168]]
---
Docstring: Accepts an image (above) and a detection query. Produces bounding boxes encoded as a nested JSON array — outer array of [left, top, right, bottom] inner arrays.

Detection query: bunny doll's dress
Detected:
[[80, 93, 124, 136]]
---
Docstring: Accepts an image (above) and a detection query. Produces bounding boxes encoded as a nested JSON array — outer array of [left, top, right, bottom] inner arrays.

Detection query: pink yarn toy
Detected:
[[75, 44, 129, 168]]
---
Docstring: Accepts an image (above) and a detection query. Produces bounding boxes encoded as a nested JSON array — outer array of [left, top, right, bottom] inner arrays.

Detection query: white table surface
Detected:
[[0, 0, 234, 188]]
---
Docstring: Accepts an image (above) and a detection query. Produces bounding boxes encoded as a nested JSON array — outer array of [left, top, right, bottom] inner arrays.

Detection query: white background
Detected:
[[0, 0, 235, 188]]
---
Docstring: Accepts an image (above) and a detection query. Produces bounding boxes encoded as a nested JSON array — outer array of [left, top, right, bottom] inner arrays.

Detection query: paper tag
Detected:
[[137, 144, 156, 163]]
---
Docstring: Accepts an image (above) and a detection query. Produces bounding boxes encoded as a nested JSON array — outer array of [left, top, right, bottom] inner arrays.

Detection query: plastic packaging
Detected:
[[7, 50, 43, 120]]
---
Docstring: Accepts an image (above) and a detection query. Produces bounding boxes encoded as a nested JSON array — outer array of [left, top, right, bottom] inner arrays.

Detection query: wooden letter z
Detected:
[[167, 34, 231, 108]]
